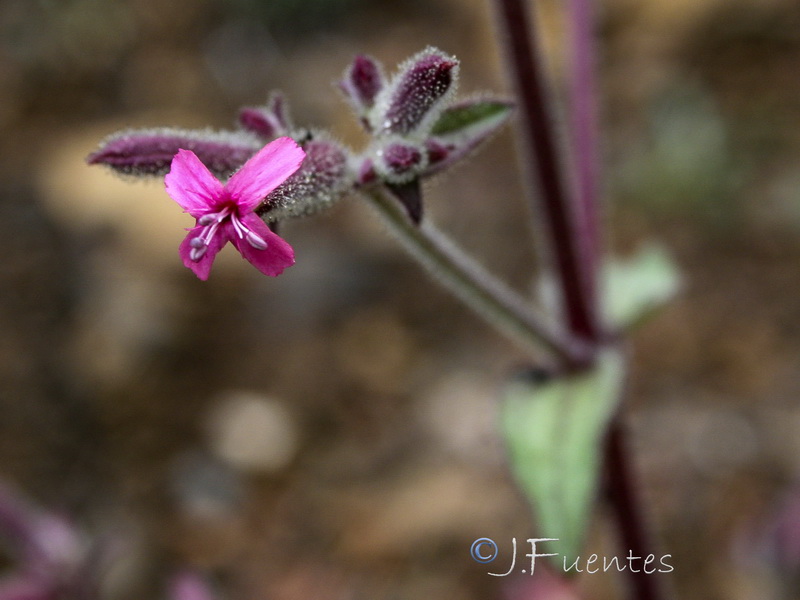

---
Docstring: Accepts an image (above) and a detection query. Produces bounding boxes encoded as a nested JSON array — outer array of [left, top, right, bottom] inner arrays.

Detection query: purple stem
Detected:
[[566, 4, 666, 598], [569, 0, 601, 303], [605, 421, 667, 600], [492, 1, 667, 599], [492, 0, 598, 348]]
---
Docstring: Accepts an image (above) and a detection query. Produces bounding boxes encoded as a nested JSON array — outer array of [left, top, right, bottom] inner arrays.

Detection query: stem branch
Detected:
[[365, 188, 588, 365]]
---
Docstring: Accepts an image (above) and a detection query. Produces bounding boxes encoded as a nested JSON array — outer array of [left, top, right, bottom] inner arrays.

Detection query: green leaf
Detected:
[[602, 244, 681, 330], [501, 351, 625, 562], [430, 98, 513, 138]]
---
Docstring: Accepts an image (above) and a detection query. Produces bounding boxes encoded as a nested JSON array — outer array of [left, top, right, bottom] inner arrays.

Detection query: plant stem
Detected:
[[492, 1, 667, 599], [365, 188, 589, 365], [567, 2, 667, 597], [569, 0, 601, 302], [492, 0, 599, 344], [605, 420, 667, 600]]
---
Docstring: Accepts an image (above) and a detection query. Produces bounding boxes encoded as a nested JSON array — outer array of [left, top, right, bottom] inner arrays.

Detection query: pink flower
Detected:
[[165, 136, 305, 280]]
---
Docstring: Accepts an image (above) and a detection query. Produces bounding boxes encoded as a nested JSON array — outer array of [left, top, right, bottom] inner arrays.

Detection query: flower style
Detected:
[[164, 136, 305, 280]]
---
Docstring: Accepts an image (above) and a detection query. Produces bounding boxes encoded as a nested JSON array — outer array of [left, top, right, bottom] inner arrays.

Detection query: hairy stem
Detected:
[[365, 188, 589, 365], [492, 0, 599, 344]]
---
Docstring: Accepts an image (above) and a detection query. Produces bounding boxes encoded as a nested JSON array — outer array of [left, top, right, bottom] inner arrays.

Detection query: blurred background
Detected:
[[1, 0, 799, 598]]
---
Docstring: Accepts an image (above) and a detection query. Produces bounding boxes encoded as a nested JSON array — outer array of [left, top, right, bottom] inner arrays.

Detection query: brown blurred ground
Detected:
[[1, 0, 800, 598]]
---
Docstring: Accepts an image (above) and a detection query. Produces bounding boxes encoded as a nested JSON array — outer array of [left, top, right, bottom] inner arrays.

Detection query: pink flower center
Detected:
[[188, 204, 268, 261]]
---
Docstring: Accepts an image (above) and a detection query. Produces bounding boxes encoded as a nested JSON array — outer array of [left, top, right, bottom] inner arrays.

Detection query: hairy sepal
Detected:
[[87, 128, 262, 178], [259, 133, 353, 221], [424, 98, 513, 175], [370, 46, 459, 138]]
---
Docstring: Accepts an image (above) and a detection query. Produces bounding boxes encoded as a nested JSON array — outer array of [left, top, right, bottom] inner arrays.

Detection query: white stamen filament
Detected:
[[230, 213, 246, 239], [231, 213, 269, 250], [190, 205, 269, 262], [245, 230, 268, 250]]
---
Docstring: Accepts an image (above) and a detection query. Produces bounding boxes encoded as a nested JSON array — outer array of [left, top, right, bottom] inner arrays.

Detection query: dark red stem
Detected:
[[492, 0, 599, 348], [605, 420, 668, 600], [569, 0, 601, 302], [492, 1, 668, 599]]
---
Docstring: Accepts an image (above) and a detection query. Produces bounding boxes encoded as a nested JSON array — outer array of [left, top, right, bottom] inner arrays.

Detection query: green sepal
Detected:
[[430, 99, 513, 138]]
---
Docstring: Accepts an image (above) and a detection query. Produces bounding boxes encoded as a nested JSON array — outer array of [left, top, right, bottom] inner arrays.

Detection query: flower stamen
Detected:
[[189, 205, 270, 262], [230, 212, 247, 239], [188, 236, 208, 260], [189, 207, 231, 262], [231, 212, 269, 249], [245, 230, 268, 250]]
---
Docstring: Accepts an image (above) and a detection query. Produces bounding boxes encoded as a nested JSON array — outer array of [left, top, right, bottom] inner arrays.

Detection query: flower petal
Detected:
[[165, 149, 225, 217], [226, 137, 305, 212], [178, 223, 229, 280], [231, 214, 295, 277]]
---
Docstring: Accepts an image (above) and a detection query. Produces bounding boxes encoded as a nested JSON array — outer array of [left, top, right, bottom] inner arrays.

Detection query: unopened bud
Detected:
[[372, 46, 459, 137], [339, 55, 385, 126], [356, 157, 377, 186], [87, 128, 261, 178], [260, 135, 353, 221], [238, 92, 293, 139], [425, 139, 450, 166], [376, 141, 427, 184]]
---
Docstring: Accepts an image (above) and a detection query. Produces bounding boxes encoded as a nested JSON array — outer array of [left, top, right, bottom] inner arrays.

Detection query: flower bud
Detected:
[[375, 140, 427, 184], [355, 157, 377, 186], [259, 135, 353, 221], [87, 128, 262, 178], [425, 139, 450, 166], [238, 92, 293, 139], [372, 46, 459, 137], [339, 55, 385, 127]]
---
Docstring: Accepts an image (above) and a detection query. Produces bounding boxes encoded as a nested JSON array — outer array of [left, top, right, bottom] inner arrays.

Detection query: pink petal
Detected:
[[178, 224, 230, 280], [226, 137, 305, 212], [165, 150, 225, 217], [231, 214, 295, 277]]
